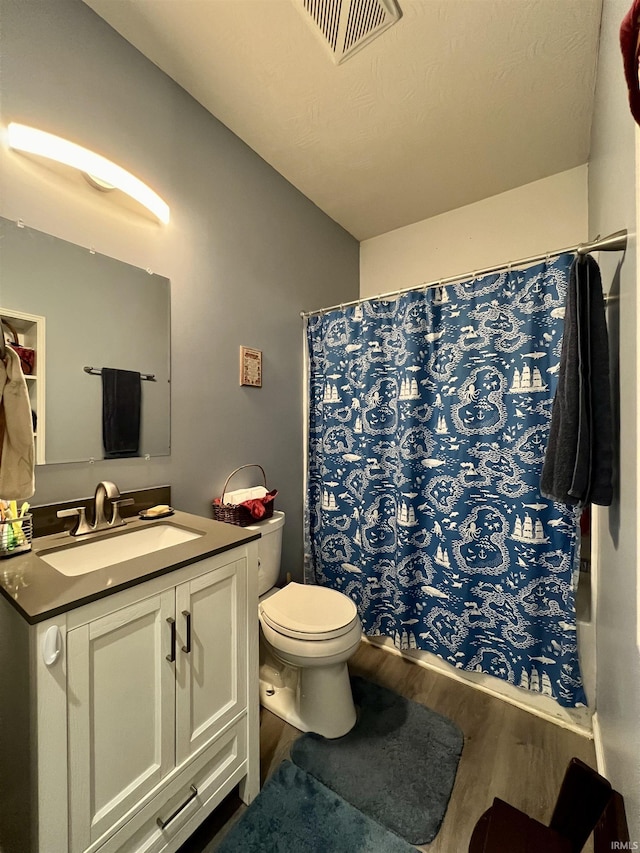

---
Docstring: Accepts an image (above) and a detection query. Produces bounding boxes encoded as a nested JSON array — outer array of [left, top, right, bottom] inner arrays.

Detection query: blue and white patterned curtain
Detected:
[[305, 254, 585, 707]]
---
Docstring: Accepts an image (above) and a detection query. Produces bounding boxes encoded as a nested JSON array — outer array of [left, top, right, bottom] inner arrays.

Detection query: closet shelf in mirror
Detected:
[[0, 307, 45, 465]]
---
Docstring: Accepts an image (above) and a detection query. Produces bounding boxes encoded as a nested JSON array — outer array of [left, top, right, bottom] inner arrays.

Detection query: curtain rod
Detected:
[[300, 229, 627, 319]]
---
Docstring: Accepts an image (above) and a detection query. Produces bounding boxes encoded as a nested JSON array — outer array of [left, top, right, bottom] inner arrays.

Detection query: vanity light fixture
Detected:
[[7, 123, 170, 225]]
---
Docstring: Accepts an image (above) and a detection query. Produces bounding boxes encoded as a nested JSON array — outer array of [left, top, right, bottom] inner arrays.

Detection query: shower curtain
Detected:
[[305, 253, 586, 707]]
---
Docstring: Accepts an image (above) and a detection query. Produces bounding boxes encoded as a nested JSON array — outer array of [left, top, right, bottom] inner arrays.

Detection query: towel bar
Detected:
[[84, 365, 156, 381]]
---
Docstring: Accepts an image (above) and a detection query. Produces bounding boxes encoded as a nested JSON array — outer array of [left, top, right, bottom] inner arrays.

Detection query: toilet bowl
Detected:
[[259, 582, 362, 738], [244, 511, 362, 739]]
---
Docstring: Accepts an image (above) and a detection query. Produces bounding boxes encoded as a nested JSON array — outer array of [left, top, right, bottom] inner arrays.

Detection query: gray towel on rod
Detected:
[[541, 255, 613, 506], [102, 368, 141, 459]]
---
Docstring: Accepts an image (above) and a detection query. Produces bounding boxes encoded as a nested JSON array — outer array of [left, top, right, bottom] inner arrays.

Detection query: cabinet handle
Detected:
[[156, 784, 198, 830], [166, 617, 176, 662], [182, 610, 191, 654]]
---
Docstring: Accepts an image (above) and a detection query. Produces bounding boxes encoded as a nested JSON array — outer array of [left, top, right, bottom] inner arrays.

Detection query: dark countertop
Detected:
[[0, 511, 260, 625]]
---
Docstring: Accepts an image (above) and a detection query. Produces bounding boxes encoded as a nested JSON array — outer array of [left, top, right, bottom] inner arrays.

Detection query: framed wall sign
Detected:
[[240, 346, 262, 387]]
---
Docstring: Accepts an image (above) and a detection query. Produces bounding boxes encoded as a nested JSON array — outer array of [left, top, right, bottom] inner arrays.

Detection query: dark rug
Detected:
[[214, 760, 416, 852], [290, 676, 464, 845]]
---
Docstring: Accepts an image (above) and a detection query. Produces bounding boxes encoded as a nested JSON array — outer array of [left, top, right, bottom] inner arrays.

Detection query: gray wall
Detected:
[[0, 0, 359, 580], [589, 0, 640, 834]]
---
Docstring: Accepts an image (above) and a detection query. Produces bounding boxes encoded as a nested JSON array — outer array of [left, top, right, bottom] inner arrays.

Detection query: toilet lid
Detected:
[[259, 582, 359, 640]]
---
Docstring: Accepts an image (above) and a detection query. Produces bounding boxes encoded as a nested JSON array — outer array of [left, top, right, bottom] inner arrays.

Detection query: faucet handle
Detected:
[[110, 497, 135, 527], [57, 507, 92, 536]]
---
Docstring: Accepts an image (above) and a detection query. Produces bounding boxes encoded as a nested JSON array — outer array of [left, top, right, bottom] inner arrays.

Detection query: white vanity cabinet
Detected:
[[67, 590, 178, 851], [1, 539, 259, 853]]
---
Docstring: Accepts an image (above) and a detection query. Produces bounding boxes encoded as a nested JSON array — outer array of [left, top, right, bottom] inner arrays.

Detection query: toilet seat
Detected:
[[259, 582, 358, 640]]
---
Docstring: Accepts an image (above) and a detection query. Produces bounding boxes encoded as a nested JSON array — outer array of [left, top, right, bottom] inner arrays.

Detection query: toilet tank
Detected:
[[245, 511, 285, 596]]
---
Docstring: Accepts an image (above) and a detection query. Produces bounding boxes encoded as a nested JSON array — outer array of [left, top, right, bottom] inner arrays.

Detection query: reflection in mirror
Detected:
[[0, 216, 170, 464]]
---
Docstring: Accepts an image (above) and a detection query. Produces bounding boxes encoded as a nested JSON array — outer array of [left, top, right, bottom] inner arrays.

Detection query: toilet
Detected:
[[246, 511, 362, 739]]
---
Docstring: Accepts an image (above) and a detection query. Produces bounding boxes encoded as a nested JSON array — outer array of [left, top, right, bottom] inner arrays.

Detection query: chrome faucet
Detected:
[[57, 481, 135, 536]]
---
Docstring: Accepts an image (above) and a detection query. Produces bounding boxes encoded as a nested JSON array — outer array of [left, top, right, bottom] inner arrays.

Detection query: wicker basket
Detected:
[[212, 464, 275, 527]]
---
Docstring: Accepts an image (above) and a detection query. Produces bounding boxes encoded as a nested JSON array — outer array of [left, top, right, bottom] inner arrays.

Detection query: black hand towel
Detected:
[[101, 368, 141, 459], [541, 255, 613, 506], [582, 259, 614, 506]]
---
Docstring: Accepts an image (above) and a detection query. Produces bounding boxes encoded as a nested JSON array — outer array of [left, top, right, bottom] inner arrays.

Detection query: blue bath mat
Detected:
[[213, 760, 415, 852], [290, 676, 464, 844]]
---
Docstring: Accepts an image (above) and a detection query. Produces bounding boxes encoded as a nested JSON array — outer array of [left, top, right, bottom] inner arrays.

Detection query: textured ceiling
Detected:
[[83, 0, 603, 241]]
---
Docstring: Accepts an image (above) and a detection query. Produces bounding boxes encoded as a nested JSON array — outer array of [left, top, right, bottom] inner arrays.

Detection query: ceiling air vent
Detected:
[[298, 0, 402, 64]]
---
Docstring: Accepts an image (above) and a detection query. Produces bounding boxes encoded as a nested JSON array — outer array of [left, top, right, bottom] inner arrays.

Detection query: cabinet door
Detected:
[[67, 591, 176, 853], [175, 558, 247, 766]]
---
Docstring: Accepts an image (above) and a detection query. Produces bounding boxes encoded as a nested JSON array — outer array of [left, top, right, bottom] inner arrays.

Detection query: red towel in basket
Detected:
[[240, 489, 278, 519], [212, 489, 278, 520]]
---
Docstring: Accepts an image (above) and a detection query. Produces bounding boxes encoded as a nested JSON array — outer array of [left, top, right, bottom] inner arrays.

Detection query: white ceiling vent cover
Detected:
[[298, 0, 402, 64]]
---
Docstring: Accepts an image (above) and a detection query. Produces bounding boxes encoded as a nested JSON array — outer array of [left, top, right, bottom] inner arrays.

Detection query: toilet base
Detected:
[[259, 661, 357, 739], [259, 682, 308, 733]]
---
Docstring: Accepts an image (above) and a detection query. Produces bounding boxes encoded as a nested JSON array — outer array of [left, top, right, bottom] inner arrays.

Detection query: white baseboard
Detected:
[[591, 711, 607, 776]]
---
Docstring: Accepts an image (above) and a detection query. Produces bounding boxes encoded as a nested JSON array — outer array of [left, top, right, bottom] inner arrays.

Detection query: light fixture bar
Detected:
[[7, 123, 170, 225]]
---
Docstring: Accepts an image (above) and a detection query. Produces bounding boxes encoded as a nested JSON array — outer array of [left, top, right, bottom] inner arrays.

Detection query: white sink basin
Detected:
[[38, 524, 203, 576]]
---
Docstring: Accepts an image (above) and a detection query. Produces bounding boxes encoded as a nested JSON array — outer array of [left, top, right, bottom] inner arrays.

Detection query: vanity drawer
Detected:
[[95, 722, 247, 853]]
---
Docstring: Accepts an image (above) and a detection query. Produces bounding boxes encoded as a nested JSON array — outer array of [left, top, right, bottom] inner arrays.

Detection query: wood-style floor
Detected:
[[179, 641, 597, 853]]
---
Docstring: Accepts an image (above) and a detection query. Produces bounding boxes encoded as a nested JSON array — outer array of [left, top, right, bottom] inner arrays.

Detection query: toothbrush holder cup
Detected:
[[0, 513, 33, 558]]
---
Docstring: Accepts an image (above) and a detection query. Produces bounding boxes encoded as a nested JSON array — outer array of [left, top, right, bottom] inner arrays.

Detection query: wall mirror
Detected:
[[0, 216, 170, 464]]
